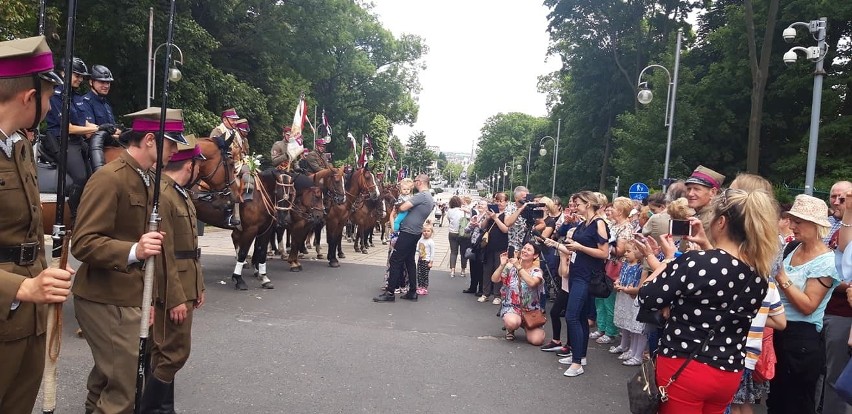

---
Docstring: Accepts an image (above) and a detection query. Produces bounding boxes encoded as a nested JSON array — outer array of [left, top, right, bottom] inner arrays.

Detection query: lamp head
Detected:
[[782, 27, 797, 43], [539, 146, 547, 156], [168, 67, 182, 82], [783, 50, 798, 66], [637, 88, 653, 105]]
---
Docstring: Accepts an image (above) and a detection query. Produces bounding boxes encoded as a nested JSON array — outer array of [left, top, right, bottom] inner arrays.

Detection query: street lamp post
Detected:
[[538, 119, 561, 199], [147, 8, 184, 108], [782, 18, 828, 196], [525, 140, 533, 187], [636, 28, 682, 193]]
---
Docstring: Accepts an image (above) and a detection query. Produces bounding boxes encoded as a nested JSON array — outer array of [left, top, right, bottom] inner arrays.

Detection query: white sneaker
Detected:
[[609, 345, 628, 354], [563, 366, 585, 377], [558, 356, 587, 366], [460, 269, 466, 277], [618, 351, 632, 360], [589, 331, 604, 339], [622, 357, 643, 366], [492, 297, 502, 305], [596, 335, 613, 344], [450, 270, 455, 278], [477, 295, 488, 303]]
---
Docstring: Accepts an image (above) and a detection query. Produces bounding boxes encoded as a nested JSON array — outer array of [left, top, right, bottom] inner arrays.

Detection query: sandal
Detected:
[[505, 331, 515, 341]]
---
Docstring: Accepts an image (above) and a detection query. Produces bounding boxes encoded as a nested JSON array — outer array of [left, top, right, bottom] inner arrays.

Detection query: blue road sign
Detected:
[[629, 182, 649, 200]]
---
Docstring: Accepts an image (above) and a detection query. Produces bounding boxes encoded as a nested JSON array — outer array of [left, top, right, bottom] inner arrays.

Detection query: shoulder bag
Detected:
[[589, 267, 614, 298], [479, 221, 496, 249]]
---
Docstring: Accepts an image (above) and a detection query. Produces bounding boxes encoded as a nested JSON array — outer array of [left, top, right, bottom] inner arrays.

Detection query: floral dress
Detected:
[[613, 263, 645, 333], [498, 264, 545, 318]]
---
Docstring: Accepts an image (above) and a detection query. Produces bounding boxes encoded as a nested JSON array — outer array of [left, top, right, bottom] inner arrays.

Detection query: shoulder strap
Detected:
[[783, 241, 800, 260]]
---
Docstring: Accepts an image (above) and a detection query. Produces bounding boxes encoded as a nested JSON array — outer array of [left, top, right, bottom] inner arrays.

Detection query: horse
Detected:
[[346, 167, 380, 254], [284, 177, 326, 271], [306, 167, 346, 261], [378, 184, 399, 244]]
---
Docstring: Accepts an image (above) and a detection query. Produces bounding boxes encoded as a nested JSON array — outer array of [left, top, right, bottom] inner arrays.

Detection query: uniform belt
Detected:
[[0, 242, 40, 265], [174, 248, 201, 260]]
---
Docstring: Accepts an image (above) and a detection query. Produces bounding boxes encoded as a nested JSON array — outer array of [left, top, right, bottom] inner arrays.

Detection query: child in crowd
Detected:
[[416, 225, 435, 295], [611, 243, 647, 366], [384, 178, 414, 292]]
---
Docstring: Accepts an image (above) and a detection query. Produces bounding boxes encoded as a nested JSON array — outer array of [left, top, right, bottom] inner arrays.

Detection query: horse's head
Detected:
[[360, 168, 380, 201], [299, 186, 325, 225], [195, 138, 241, 205]]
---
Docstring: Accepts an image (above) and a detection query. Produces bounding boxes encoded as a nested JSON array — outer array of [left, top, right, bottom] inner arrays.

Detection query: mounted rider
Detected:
[[270, 126, 296, 225], [209, 108, 241, 227]]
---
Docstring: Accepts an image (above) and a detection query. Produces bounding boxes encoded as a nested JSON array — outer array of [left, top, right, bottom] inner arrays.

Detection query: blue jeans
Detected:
[[565, 277, 594, 363]]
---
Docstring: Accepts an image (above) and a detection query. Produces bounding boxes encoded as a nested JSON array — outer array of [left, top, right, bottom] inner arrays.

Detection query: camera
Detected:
[[522, 202, 545, 223], [669, 219, 692, 237]]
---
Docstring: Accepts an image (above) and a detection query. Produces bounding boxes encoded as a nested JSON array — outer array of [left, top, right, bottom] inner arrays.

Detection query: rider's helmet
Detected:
[[89, 64, 114, 82], [71, 57, 89, 76]]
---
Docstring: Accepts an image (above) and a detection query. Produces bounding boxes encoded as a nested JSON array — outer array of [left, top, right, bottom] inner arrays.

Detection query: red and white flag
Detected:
[[287, 93, 308, 160], [387, 145, 397, 163], [319, 109, 332, 144], [347, 132, 357, 163]]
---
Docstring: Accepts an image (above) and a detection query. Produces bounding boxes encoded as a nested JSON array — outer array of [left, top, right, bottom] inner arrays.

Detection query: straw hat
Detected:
[[782, 194, 831, 228]]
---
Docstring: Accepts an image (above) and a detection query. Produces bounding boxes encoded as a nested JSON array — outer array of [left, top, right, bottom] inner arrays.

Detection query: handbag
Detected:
[[479, 222, 495, 249], [627, 277, 751, 414], [464, 247, 476, 261], [605, 258, 624, 282], [589, 267, 614, 298], [752, 327, 776, 382], [520, 308, 547, 330]]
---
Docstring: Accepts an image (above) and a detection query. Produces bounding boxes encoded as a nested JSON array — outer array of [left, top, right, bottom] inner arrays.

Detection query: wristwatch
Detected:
[[779, 279, 793, 290]]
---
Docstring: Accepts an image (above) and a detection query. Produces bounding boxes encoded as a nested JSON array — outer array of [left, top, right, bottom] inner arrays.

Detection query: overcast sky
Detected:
[[371, 1, 561, 154]]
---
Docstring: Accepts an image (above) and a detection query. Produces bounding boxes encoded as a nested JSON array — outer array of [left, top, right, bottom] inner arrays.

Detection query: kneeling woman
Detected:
[[492, 243, 547, 345]]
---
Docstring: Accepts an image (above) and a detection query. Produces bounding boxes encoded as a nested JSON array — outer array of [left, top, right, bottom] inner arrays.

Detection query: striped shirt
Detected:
[[744, 280, 784, 370]]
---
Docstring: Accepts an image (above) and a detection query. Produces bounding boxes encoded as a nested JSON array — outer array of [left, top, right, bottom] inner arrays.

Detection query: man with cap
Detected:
[[210, 108, 241, 227], [71, 106, 187, 414], [139, 135, 206, 413], [0, 35, 73, 414], [684, 165, 725, 237], [300, 135, 331, 175], [233, 118, 254, 201]]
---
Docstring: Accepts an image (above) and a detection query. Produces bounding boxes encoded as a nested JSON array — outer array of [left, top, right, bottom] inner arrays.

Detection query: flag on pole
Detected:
[[287, 93, 308, 160], [319, 109, 332, 144], [387, 145, 397, 163], [362, 134, 373, 157], [397, 167, 405, 182], [347, 132, 357, 163]]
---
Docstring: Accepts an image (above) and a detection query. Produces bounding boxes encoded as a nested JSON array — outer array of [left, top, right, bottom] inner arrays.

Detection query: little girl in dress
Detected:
[[611, 243, 647, 366]]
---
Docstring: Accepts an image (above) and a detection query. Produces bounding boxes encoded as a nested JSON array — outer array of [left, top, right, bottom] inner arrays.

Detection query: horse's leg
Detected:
[[337, 233, 346, 258], [252, 228, 274, 289], [287, 221, 306, 272], [367, 226, 374, 247], [326, 222, 339, 267], [231, 231, 250, 291], [359, 228, 369, 254], [314, 223, 324, 260], [381, 222, 388, 245]]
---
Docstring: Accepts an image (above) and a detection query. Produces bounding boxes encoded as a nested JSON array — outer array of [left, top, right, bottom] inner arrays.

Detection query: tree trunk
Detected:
[[743, 0, 780, 173]]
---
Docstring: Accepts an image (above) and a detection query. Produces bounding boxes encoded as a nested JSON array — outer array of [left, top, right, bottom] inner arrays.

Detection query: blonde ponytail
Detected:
[[713, 189, 779, 277]]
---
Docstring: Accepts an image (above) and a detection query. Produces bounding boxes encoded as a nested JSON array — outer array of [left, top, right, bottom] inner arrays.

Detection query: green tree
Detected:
[[402, 131, 434, 174]]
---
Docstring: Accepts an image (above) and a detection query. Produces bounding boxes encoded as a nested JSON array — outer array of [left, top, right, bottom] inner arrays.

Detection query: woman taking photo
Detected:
[[554, 191, 610, 377], [768, 194, 839, 414], [479, 193, 510, 304], [492, 243, 547, 345], [638, 189, 778, 414], [591, 196, 634, 345]]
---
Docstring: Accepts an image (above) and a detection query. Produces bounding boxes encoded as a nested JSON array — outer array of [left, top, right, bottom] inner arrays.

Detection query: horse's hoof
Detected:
[[338, 253, 346, 259], [289, 265, 302, 272], [316, 254, 325, 259], [261, 281, 274, 289], [329, 261, 340, 268], [232, 275, 249, 291]]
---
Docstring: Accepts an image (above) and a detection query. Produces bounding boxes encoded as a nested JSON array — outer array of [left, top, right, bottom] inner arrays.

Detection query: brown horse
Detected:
[[306, 167, 346, 261], [346, 167, 381, 254], [378, 183, 399, 244], [285, 179, 326, 271]]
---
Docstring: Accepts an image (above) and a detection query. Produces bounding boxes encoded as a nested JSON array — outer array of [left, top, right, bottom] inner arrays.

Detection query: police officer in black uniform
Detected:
[[42, 57, 98, 187], [80, 64, 118, 129]]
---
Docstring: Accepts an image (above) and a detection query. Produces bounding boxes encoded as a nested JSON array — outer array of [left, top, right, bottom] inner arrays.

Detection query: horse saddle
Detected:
[[34, 141, 75, 194]]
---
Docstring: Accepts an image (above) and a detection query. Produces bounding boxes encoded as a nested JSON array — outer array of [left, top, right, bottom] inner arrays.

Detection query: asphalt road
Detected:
[[31, 247, 642, 413]]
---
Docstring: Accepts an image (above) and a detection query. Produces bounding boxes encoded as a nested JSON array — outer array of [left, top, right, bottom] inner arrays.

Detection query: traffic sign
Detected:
[[629, 182, 649, 200]]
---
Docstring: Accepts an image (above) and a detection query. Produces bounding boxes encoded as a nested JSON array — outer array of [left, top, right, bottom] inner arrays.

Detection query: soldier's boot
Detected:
[[242, 172, 254, 201], [227, 205, 241, 229], [139, 375, 171, 413], [162, 380, 176, 414]]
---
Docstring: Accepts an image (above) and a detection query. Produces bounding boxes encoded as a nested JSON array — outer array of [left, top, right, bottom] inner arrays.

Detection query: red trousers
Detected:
[[655, 355, 741, 414]]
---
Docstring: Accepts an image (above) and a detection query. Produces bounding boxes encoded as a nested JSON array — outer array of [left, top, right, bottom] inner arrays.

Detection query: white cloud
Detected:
[[372, 0, 561, 153]]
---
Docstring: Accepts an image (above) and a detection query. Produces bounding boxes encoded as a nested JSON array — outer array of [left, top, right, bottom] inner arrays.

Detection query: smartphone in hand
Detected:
[[669, 219, 692, 237], [488, 204, 499, 213]]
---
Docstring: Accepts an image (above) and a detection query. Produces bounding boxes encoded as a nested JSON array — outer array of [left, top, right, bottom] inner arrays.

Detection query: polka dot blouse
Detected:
[[638, 249, 768, 372]]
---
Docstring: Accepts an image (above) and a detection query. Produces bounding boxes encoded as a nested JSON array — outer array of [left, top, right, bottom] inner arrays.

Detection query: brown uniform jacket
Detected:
[[271, 140, 288, 169], [0, 137, 48, 341], [301, 150, 329, 174], [154, 176, 203, 310], [71, 151, 153, 306]]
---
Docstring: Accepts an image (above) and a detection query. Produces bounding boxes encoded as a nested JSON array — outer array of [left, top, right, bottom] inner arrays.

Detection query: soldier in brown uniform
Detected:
[[72, 107, 187, 414], [0, 35, 72, 414], [139, 135, 206, 412], [300, 136, 330, 175]]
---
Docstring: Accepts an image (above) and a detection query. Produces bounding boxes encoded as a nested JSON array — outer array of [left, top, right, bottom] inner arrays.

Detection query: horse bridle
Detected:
[[320, 168, 346, 204], [191, 145, 237, 201], [346, 170, 378, 200]]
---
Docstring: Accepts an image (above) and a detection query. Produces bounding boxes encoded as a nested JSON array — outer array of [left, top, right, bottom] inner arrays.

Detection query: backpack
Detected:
[[458, 215, 470, 238]]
